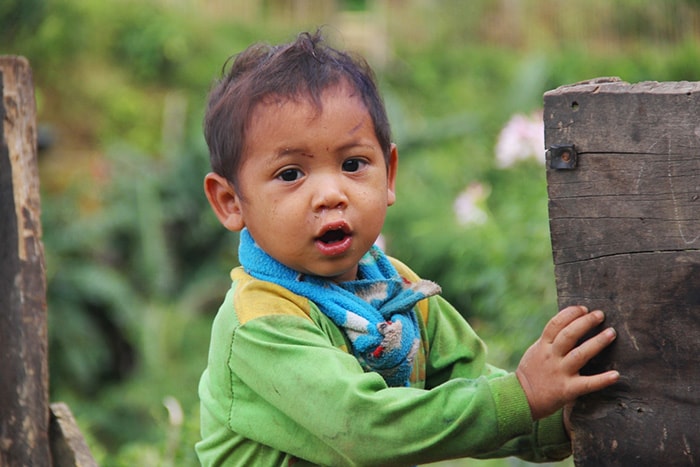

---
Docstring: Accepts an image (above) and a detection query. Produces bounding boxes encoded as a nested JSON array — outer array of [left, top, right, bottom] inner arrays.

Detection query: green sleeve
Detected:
[[200, 283, 543, 466], [198, 274, 570, 466], [222, 315, 537, 466], [422, 294, 571, 462]]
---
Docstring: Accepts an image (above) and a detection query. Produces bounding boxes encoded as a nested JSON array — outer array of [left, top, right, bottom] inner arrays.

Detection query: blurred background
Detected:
[[3, 0, 700, 465]]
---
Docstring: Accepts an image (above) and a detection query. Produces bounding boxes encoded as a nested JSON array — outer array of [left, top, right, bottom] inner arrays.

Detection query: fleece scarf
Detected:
[[238, 228, 441, 387]]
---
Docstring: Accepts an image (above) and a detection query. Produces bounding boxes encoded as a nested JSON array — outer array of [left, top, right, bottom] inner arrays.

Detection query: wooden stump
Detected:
[[0, 56, 51, 466], [544, 78, 700, 466]]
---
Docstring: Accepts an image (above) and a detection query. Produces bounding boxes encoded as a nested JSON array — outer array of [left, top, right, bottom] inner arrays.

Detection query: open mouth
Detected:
[[318, 227, 348, 244], [315, 223, 353, 256]]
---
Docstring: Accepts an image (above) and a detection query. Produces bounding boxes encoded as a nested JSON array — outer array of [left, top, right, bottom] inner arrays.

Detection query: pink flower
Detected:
[[453, 182, 490, 226], [495, 110, 545, 168]]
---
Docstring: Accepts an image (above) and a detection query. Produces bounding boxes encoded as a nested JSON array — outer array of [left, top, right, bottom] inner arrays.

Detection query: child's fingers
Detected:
[[564, 326, 617, 371], [552, 309, 606, 352], [569, 370, 620, 399], [541, 305, 589, 343]]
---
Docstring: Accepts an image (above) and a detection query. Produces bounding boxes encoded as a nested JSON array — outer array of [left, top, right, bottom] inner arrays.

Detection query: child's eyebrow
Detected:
[[336, 142, 376, 154], [276, 147, 315, 158], [275, 140, 376, 158]]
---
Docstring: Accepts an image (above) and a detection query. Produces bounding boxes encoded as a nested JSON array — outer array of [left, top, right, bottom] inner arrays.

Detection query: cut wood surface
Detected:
[[545, 78, 700, 466]]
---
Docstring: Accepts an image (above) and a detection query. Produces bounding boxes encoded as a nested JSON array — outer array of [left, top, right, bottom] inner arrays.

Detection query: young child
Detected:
[[197, 30, 620, 466]]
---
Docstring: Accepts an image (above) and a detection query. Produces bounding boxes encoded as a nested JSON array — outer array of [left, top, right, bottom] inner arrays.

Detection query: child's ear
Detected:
[[203, 172, 245, 232], [386, 143, 399, 206]]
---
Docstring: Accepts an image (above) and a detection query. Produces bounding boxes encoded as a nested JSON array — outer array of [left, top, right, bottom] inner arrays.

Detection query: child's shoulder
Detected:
[[229, 267, 313, 324], [387, 256, 421, 283]]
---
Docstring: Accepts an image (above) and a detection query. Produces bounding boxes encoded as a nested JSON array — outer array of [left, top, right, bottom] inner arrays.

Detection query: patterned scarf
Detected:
[[238, 228, 441, 387]]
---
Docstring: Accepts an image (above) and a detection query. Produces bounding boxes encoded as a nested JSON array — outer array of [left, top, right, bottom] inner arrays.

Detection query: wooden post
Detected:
[[544, 78, 700, 466], [0, 56, 51, 466], [1, 56, 98, 467], [49, 402, 99, 467]]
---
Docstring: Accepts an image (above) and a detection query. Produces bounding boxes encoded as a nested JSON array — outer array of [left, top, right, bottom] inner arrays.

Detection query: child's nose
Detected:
[[311, 174, 348, 211]]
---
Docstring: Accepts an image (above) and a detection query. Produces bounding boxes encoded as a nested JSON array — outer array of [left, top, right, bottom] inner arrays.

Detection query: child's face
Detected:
[[211, 83, 398, 283]]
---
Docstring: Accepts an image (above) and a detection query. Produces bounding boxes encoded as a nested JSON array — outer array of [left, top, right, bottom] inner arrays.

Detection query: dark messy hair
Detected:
[[203, 29, 392, 187]]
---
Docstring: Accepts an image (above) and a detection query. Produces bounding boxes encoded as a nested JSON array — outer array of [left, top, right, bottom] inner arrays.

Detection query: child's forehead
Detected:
[[241, 85, 376, 159], [251, 83, 366, 122]]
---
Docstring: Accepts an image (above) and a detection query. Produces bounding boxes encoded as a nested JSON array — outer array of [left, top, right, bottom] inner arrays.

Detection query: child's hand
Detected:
[[515, 306, 619, 421]]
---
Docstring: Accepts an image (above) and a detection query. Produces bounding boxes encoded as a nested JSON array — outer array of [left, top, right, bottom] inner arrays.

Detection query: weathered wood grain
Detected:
[[545, 78, 700, 466], [50, 403, 99, 467], [0, 56, 51, 466]]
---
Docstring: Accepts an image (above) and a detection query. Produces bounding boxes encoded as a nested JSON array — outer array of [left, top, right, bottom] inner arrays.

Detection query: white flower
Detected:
[[495, 110, 545, 168], [453, 182, 490, 226]]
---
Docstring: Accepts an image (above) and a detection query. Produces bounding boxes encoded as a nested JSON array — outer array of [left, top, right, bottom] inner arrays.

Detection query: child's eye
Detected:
[[342, 158, 366, 173], [278, 168, 303, 182]]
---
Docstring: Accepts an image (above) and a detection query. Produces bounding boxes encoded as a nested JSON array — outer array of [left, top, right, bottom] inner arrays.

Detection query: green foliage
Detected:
[[4, 0, 700, 465], [0, 0, 47, 43]]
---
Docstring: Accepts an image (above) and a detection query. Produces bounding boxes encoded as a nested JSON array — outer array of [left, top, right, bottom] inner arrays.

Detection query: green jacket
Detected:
[[196, 258, 571, 466]]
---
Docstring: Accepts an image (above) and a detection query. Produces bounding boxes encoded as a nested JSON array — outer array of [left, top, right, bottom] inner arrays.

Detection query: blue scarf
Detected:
[[238, 228, 441, 387]]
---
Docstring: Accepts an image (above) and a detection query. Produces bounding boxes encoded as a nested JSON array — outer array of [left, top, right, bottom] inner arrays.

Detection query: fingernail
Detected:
[[592, 310, 604, 320], [606, 327, 617, 339]]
